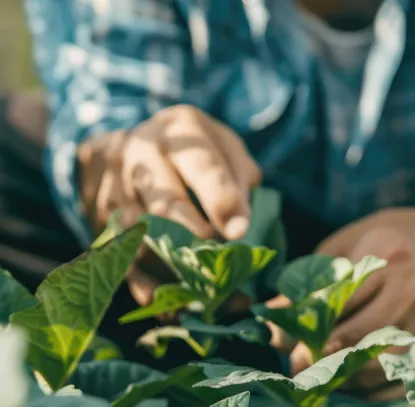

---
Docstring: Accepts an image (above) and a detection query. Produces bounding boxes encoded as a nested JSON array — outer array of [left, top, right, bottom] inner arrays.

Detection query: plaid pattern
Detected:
[[25, 0, 415, 247]]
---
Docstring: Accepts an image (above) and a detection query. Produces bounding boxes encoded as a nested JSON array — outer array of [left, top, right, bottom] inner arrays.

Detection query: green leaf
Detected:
[[11, 222, 147, 391], [379, 345, 415, 404], [0, 269, 38, 323], [29, 394, 111, 407], [142, 214, 194, 249], [195, 327, 415, 407], [205, 244, 276, 314], [254, 256, 387, 358], [70, 360, 166, 402], [112, 363, 213, 407], [83, 336, 123, 362], [181, 316, 271, 346], [119, 284, 196, 324], [136, 209, 276, 317], [239, 187, 286, 300], [210, 392, 250, 407], [277, 255, 353, 303], [138, 326, 208, 358], [241, 187, 282, 247]]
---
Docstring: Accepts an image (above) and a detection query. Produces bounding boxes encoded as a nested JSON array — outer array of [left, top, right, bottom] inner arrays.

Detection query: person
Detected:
[[22, 0, 415, 401]]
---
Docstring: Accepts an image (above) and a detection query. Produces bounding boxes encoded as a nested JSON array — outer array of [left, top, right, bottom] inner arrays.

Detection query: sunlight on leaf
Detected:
[[195, 327, 415, 407], [119, 284, 196, 324], [210, 392, 250, 407], [11, 222, 147, 391], [255, 256, 387, 358], [379, 345, 415, 404]]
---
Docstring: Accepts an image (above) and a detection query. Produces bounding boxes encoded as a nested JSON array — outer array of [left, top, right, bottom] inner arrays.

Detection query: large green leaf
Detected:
[[0, 269, 37, 323], [195, 327, 415, 407], [181, 316, 271, 346], [254, 256, 387, 358], [119, 283, 196, 324], [11, 222, 147, 391], [379, 345, 415, 404], [210, 392, 250, 407]]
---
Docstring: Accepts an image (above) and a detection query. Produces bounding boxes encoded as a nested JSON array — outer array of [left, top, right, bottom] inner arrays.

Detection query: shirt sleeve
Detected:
[[24, 0, 197, 247]]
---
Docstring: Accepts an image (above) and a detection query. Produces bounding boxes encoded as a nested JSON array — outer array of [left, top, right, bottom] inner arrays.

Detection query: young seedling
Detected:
[[119, 215, 277, 357], [119, 187, 284, 358], [253, 255, 387, 361]]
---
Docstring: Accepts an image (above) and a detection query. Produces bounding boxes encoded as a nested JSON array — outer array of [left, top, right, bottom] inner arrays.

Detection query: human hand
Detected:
[[268, 209, 415, 401], [78, 104, 261, 306]]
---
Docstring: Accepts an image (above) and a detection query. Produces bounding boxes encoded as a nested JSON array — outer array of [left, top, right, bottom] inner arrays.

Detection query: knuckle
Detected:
[[148, 202, 170, 218]]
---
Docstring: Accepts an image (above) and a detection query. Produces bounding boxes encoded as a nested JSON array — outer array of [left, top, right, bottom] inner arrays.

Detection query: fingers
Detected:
[[95, 168, 127, 231], [207, 116, 262, 194], [81, 106, 257, 242], [349, 226, 414, 264], [290, 342, 313, 376], [123, 134, 214, 239], [266, 295, 292, 308], [164, 110, 250, 240], [265, 295, 297, 352], [316, 225, 357, 257]]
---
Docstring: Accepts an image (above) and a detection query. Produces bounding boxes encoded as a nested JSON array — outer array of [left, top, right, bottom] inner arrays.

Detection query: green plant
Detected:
[[253, 255, 388, 360], [1, 188, 415, 407], [116, 187, 284, 358], [194, 326, 415, 407]]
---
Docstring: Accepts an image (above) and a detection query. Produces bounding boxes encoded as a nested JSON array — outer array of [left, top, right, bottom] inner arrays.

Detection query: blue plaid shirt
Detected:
[[25, 0, 414, 247]]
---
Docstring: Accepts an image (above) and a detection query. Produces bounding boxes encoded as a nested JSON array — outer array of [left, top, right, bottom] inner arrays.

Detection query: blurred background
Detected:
[[0, 0, 38, 90]]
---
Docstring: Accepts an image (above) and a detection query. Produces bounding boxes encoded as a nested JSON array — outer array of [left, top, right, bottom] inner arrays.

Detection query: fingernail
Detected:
[[323, 340, 342, 356], [224, 216, 249, 240]]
